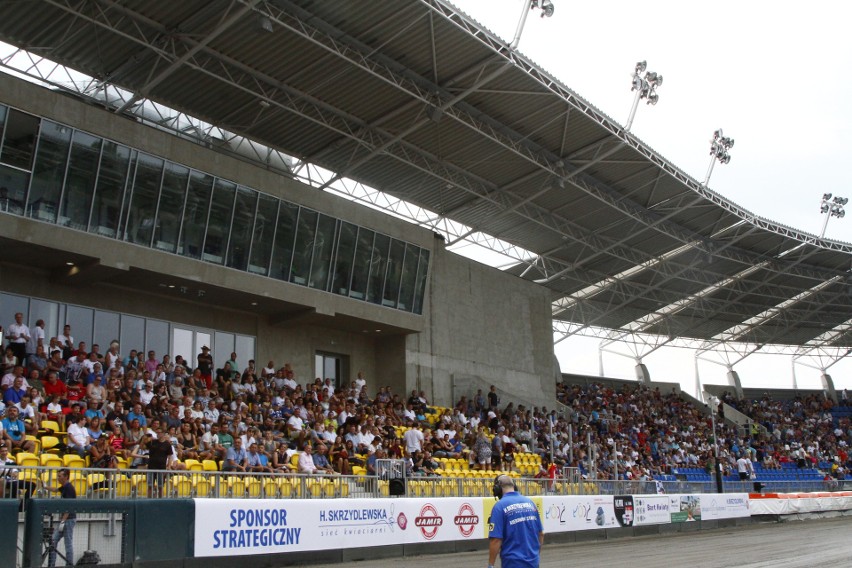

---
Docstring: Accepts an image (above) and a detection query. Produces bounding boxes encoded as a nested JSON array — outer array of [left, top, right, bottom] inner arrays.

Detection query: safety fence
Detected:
[[3, 466, 846, 507]]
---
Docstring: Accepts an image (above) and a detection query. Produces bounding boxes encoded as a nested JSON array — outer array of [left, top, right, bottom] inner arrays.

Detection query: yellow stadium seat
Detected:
[[114, 478, 133, 497], [229, 477, 246, 497], [184, 459, 202, 471], [170, 476, 193, 498], [194, 478, 212, 498], [40, 435, 62, 454], [202, 459, 220, 471], [262, 478, 279, 498], [278, 478, 294, 498], [247, 478, 262, 498], [40, 454, 63, 468], [16, 452, 39, 467], [71, 478, 88, 496]]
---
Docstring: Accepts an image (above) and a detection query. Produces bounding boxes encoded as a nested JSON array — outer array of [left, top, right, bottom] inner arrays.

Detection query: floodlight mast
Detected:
[[704, 128, 734, 186], [510, 0, 554, 50], [625, 60, 662, 131], [819, 192, 848, 238]]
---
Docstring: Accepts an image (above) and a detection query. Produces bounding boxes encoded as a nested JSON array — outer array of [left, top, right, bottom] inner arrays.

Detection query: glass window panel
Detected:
[[155, 162, 189, 252], [93, 311, 120, 351], [179, 170, 213, 259], [382, 239, 406, 308], [203, 179, 236, 264], [308, 214, 336, 291], [0, 293, 30, 337], [145, 319, 169, 361], [119, 315, 145, 358], [235, 335, 255, 369], [89, 142, 132, 238], [349, 228, 374, 300], [0, 109, 40, 170], [315, 354, 323, 382], [413, 249, 431, 315], [214, 332, 235, 368], [226, 186, 257, 271], [66, 305, 94, 350], [367, 233, 391, 304], [60, 131, 101, 230], [397, 244, 420, 312], [27, 120, 71, 223], [29, 299, 59, 345], [0, 164, 28, 214], [125, 152, 164, 246], [0, 105, 6, 146], [248, 194, 278, 275], [331, 222, 358, 296], [171, 328, 193, 366], [290, 208, 317, 285], [269, 201, 298, 281]]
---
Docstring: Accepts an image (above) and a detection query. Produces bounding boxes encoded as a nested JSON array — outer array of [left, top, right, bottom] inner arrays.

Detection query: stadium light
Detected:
[[510, 0, 555, 50], [625, 60, 663, 131], [819, 192, 848, 238], [703, 128, 734, 186]]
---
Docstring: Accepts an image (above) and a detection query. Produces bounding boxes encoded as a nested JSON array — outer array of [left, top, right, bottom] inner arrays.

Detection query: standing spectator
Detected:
[[197, 346, 213, 389], [487, 385, 500, 410], [26, 319, 45, 364], [44, 468, 76, 567], [736, 453, 754, 481], [5, 313, 30, 365], [57, 325, 74, 360]]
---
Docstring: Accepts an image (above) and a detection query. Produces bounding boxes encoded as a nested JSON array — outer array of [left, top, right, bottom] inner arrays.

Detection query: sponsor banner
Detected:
[[194, 497, 486, 557], [632, 495, 671, 526], [699, 493, 749, 520], [613, 495, 634, 527], [670, 495, 701, 522], [539, 495, 619, 533]]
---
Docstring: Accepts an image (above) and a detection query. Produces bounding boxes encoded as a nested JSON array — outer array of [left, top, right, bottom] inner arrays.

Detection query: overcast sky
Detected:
[[452, 0, 852, 242], [451, 0, 852, 393]]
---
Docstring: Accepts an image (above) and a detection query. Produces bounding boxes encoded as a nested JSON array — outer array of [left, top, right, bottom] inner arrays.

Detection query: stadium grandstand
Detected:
[[0, 1, 851, 566]]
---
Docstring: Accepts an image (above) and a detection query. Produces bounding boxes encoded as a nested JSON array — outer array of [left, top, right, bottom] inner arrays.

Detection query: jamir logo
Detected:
[[454, 503, 479, 537], [415, 504, 443, 540]]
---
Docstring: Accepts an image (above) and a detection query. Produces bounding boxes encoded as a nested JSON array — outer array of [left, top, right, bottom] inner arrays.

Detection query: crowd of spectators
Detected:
[[2, 311, 851, 489]]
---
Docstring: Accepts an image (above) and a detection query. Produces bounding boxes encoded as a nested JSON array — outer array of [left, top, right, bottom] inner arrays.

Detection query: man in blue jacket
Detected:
[[488, 474, 543, 568]]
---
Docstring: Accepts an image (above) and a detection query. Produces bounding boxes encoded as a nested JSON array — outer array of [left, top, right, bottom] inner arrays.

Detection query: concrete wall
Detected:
[[0, 74, 556, 407], [410, 246, 555, 409]]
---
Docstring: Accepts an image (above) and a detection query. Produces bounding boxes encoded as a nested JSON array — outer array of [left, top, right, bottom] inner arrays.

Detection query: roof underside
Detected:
[[1, 0, 851, 348]]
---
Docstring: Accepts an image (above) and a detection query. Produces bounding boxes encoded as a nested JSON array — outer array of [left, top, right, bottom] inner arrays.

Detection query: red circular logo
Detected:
[[414, 504, 443, 540], [454, 503, 479, 537], [397, 512, 408, 530]]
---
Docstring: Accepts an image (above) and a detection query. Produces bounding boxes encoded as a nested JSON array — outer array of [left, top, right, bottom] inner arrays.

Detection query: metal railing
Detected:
[[4, 466, 847, 510]]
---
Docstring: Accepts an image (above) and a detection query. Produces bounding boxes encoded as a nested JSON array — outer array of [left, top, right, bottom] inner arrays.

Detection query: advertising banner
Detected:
[[669, 495, 701, 522], [539, 495, 620, 533], [631, 495, 671, 526], [194, 497, 487, 557], [698, 493, 750, 520]]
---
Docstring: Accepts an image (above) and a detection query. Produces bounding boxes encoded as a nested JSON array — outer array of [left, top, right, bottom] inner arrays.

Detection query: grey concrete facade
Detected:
[[0, 73, 555, 406]]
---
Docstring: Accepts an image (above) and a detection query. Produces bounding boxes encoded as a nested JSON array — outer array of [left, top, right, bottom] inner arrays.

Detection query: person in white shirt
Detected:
[[736, 454, 754, 480], [5, 313, 30, 363], [26, 319, 45, 360], [57, 325, 74, 355], [354, 372, 366, 391], [67, 417, 92, 454], [139, 382, 156, 406], [403, 425, 424, 455]]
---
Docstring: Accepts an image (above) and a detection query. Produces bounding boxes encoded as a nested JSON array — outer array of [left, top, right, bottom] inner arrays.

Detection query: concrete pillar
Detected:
[[635, 363, 651, 384], [727, 369, 743, 400], [821, 373, 838, 404]]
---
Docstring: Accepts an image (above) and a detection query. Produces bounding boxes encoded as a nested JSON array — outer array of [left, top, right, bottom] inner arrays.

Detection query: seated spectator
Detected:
[[1, 406, 34, 452], [222, 437, 248, 472], [66, 416, 92, 456]]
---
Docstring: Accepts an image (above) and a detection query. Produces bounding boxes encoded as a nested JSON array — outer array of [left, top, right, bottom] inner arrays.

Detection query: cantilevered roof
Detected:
[[1, 0, 851, 347]]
